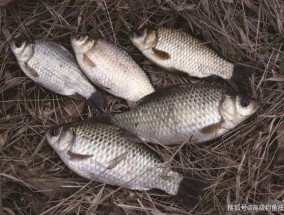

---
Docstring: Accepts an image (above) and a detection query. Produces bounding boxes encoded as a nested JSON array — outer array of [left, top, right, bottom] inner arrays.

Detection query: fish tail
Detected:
[[89, 90, 107, 113], [174, 176, 208, 209], [229, 61, 260, 94]]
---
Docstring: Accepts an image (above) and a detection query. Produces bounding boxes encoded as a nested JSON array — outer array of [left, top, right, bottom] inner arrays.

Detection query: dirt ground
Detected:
[[0, 0, 283, 214]]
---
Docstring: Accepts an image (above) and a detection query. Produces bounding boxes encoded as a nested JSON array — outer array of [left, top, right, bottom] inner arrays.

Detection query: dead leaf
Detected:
[[31, 196, 48, 215], [9, 167, 85, 198], [0, 0, 13, 6], [62, 99, 85, 117], [276, 121, 284, 163], [86, 184, 105, 213], [265, 76, 284, 82], [26, 177, 83, 198], [109, 203, 124, 215], [0, 76, 26, 94], [56, 99, 85, 124], [2, 207, 16, 215], [0, 129, 10, 149], [14, 126, 27, 137]]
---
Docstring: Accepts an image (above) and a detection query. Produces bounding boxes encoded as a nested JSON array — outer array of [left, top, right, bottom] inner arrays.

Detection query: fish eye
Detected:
[[75, 34, 85, 40], [240, 97, 250, 107], [135, 30, 144, 37], [49, 127, 59, 136]]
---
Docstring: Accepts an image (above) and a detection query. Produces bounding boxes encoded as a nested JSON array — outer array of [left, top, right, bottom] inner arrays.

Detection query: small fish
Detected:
[[10, 40, 106, 112], [110, 81, 259, 145], [130, 27, 253, 90], [71, 34, 155, 107], [46, 121, 205, 207]]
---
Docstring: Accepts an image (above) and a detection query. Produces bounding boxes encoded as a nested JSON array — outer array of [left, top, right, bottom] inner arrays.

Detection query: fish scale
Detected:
[[71, 35, 155, 105], [130, 27, 234, 80], [10, 40, 106, 111], [47, 122, 183, 195], [111, 82, 259, 145], [21, 41, 94, 98]]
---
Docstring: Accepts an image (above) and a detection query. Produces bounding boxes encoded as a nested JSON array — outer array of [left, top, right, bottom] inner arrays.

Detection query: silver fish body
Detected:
[[130, 27, 234, 80], [10, 40, 105, 111], [71, 34, 155, 106], [46, 121, 183, 195], [111, 82, 259, 145]]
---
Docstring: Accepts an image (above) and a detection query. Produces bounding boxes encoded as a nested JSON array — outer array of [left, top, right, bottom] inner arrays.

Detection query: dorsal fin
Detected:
[[135, 84, 182, 106]]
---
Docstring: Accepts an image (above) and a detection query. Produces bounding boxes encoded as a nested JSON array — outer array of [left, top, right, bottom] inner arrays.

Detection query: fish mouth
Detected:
[[132, 29, 146, 38], [10, 40, 26, 53], [130, 28, 148, 42], [71, 33, 89, 45], [74, 33, 87, 41], [46, 126, 62, 144]]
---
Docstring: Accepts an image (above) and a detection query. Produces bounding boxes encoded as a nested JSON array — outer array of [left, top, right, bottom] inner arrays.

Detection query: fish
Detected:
[[130, 27, 254, 91], [10, 40, 106, 112], [46, 121, 206, 207], [109, 81, 259, 145], [71, 34, 155, 107]]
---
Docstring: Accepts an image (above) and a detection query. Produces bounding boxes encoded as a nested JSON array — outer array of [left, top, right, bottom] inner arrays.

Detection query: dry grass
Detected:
[[1, 0, 284, 214]]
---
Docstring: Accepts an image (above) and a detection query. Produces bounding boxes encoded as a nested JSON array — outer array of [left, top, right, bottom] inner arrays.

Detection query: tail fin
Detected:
[[89, 90, 107, 113], [229, 61, 260, 95], [174, 176, 208, 209]]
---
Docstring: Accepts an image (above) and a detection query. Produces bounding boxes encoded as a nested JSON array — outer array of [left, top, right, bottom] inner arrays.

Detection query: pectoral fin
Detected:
[[200, 121, 224, 134], [67, 151, 93, 161], [83, 54, 96, 67], [152, 47, 170, 60], [24, 62, 39, 77]]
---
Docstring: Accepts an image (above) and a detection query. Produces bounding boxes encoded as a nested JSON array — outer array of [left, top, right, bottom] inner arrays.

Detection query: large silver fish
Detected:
[[10, 40, 106, 112], [71, 34, 155, 107], [46, 121, 183, 195], [110, 81, 259, 145], [130, 27, 251, 89]]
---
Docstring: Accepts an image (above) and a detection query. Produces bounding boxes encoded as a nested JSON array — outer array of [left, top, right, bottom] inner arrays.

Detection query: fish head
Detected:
[[221, 94, 259, 124], [130, 28, 157, 50], [235, 95, 259, 118], [46, 125, 75, 152], [10, 40, 34, 62], [71, 34, 95, 54]]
